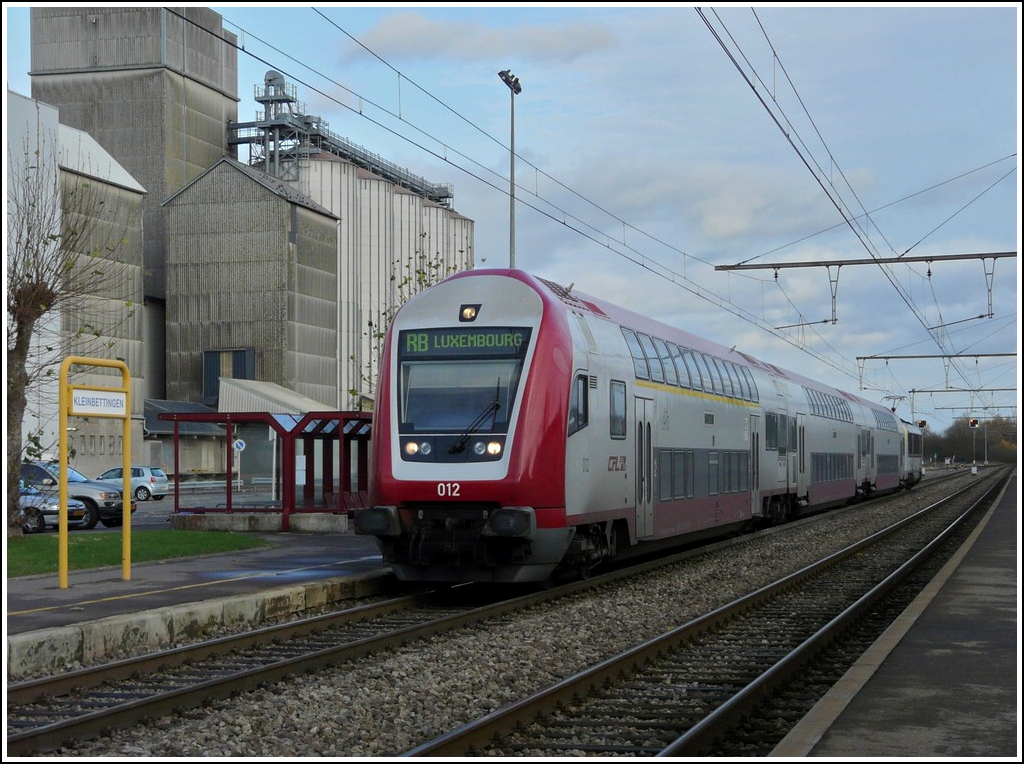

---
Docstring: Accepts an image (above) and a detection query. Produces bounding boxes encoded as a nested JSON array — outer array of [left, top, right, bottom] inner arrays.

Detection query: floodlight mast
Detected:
[[498, 70, 521, 269]]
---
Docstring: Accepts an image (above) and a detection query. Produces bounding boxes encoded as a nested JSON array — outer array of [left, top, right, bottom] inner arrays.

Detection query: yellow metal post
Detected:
[[58, 357, 132, 587]]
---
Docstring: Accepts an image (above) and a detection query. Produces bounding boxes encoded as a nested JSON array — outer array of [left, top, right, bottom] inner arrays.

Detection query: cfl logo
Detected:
[[607, 456, 627, 471]]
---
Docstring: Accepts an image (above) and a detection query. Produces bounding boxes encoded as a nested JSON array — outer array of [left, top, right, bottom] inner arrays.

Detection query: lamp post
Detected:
[[498, 69, 521, 269]]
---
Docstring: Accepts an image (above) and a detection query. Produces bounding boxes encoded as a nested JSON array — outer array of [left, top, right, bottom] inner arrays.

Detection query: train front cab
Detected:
[[358, 271, 579, 584]]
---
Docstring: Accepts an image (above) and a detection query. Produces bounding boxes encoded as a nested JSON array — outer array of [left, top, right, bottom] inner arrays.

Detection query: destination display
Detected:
[[399, 327, 532, 358]]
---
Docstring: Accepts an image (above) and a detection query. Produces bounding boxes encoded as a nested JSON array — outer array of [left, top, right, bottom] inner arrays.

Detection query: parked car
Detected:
[[20, 461, 127, 530], [18, 482, 89, 533], [95, 466, 169, 502]]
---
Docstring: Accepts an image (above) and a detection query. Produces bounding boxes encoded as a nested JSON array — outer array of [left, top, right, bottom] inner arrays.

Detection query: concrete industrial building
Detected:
[[8, 92, 149, 470], [13, 6, 475, 479]]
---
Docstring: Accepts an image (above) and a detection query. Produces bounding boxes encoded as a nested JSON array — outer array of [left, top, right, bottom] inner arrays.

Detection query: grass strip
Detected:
[[5, 530, 271, 578]]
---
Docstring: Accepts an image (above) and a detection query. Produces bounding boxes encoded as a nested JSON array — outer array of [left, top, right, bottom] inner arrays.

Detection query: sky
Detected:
[[4, 3, 1020, 441]]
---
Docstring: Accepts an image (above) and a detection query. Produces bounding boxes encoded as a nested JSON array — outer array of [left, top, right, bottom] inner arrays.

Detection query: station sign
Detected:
[[69, 388, 128, 418]]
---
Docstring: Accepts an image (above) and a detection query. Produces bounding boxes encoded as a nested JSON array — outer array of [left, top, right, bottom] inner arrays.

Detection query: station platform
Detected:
[[772, 471, 1019, 758], [5, 474, 1019, 758], [5, 530, 396, 679]]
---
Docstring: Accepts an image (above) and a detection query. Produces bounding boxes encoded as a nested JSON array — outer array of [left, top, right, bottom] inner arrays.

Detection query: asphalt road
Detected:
[[83, 491, 257, 532]]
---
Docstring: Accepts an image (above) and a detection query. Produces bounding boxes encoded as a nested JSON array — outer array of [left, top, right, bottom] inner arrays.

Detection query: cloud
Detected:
[[350, 12, 617, 63]]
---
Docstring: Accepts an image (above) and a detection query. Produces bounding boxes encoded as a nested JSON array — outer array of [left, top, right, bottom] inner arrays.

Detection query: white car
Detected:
[[95, 466, 169, 502]]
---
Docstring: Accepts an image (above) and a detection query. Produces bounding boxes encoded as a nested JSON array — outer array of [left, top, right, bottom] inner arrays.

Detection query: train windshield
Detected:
[[397, 327, 532, 433]]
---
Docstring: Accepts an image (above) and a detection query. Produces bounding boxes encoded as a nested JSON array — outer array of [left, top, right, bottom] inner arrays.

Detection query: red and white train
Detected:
[[355, 269, 923, 583]]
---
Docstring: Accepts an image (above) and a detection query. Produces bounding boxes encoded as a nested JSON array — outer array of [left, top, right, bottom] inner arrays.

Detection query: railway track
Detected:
[[5, 468, 998, 756], [6, 586, 516, 756], [404, 468, 1008, 757]]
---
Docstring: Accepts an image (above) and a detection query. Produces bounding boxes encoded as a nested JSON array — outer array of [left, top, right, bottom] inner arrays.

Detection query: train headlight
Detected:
[[354, 506, 402, 536], [466, 437, 504, 460], [482, 506, 536, 538], [403, 440, 432, 458]]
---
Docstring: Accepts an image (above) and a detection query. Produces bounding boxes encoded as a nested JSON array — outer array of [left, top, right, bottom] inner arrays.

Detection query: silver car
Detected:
[[21, 461, 126, 530], [95, 465, 169, 502], [19, 483, 89, 533]]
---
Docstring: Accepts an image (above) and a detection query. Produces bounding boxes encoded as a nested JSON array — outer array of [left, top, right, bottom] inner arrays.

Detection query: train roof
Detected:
[[450, 269, 895, 417]]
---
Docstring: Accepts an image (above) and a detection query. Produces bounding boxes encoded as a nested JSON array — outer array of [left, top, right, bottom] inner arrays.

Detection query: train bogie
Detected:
[[355, 269, 918, 583]]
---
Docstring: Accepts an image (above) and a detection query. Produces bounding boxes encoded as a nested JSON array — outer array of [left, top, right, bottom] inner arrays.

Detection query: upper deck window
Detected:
[[637, 334, 665, 383], [621, 328, 649, 380]]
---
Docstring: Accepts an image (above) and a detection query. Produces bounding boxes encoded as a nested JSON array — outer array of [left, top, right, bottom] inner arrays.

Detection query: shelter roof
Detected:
[[218, 378, 333, 414], [144, 399, 223, 436]]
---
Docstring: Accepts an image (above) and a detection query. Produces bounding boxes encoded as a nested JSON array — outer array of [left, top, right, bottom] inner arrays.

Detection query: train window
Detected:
[[673, 450, 694, 498], [741, 366, 759, 402], [725, 362, 744, 400], [609, 380, 627, 438], [814, 389, 825, 417], [668, 344, 692, 388], [659, 450, 673, 502], [653, 338, 678, 386], [734, 363, 751, 401], [696, 353, 720, 394], [776, 414, 789, 454], [712, 357, 734, 397], [765, 412, 778, 450], [682, 349, 704, 391], [399, 359, 522, 433], [568, 374, 589, 436], [730, 363, 745, 399], [637, 334, 665, 383], [396, 326, 532, 438], [621, 328, 649, 380]]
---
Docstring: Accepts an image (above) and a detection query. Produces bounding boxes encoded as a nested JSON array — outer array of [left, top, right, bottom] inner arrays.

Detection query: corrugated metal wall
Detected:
[[57, 171, 147, 477], [30, 7, 236, 88], [30, 8, 238, 303], [304, 162, 475, 409], [165, 162, 339, 405], [25, 6, 474, 423]]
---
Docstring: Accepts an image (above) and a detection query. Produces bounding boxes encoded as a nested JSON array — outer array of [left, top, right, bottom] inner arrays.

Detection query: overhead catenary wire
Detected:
[[189, 7, 1013, 420], [696, 6, 1016, 410]]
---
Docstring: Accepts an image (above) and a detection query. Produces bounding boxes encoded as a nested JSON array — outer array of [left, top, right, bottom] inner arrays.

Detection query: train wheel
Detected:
[[610, 520, 630, 558]]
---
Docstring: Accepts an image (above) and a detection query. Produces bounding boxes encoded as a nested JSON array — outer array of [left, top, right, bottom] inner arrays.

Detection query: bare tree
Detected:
[[7, 130, 138, 537], [349, 245, 463, 410]]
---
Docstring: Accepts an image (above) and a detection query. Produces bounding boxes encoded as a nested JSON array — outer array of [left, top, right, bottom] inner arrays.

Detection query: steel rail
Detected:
[[401, 468, 1008, 757]]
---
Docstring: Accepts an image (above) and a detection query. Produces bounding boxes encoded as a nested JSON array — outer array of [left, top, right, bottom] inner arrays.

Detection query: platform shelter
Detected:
[[157, 410, 372, 531]]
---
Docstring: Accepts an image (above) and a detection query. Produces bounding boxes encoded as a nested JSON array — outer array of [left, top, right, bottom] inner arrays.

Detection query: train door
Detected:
[[796, 413, 808, 497], [749, 414, 760, 517], [634, 396, 655, 539]]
